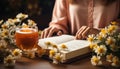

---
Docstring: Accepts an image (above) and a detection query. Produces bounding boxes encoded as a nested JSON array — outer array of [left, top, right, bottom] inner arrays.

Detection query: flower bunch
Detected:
[[0, 13, 38, 45], [0, 13, 40, 66], [0, 40, 22, 67], [87, 22, 120, 67], [45, 41, 69, 64]]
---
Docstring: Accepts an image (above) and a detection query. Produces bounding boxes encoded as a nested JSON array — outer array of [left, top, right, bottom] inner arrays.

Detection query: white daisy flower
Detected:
[[16, 13, 28, 19], [4, 55, 15, 66], [111, 56, 120, 67], [91, 56, 102, 66], [95, 45, 107, 56], [12, 49, 22, 59], [106, 54, 114, 62], [106, 37, 116, 45]]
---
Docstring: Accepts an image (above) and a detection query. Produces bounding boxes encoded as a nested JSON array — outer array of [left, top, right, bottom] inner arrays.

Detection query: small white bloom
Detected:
[[95, 45, 107, 56], [0, 20, 3, 24], [53, 53, 63, 64], [12, 49, 22, 59], [110, 44, 119, 52], [106, 37, 116, 45], [111, 56, 120, 67], [4, 55, 15, 66], [89, 43, 98, 50], [60, 44, 68, 51], [87, 34, 95, 42], [16, 13, 28, 19], [106, 54, 114, 62], [23, 48, 37, 58], [91, 56, 102, 66]]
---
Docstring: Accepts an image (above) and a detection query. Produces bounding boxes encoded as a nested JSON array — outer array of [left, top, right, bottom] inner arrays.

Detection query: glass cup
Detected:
[[15, 28, 39, 50]]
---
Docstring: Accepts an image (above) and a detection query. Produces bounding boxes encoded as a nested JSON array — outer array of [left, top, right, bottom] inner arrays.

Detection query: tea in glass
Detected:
[[15, 28, 39, 50]]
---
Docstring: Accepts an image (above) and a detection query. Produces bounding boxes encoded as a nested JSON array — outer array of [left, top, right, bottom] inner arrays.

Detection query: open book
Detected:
[[38, 35, 90, 63]]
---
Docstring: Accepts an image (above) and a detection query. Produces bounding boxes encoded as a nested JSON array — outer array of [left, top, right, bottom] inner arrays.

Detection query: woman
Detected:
[[41, 0, 120, 39]]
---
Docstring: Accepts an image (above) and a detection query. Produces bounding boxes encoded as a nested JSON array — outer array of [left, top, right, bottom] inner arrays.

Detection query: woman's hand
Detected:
[[41, 27, 63, 38], [75, 26, 100, 40]]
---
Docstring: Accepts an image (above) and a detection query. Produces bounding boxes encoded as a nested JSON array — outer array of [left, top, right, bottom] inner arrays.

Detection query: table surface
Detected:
[[0, 55, 119, 69]]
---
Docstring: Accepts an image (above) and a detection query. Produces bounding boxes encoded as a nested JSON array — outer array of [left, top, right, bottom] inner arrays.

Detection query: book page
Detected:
[[58, 40, 90, 61], [58, 40, 89, 52], [38, 35, 75, 49]]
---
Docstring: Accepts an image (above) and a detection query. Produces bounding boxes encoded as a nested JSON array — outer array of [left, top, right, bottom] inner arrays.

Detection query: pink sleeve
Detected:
[[49, 0, 68, 34]]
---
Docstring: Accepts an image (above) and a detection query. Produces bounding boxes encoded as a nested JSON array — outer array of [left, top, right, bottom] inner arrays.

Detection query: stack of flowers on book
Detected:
[[87, 22, 120, 67]]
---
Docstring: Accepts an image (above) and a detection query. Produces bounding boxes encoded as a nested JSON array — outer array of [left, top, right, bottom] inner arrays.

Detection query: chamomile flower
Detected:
[[91, 56, 102, 66], [1, 24, 8, 29], [23, 48, 37, 58], [49, 50, 56, 58], [53, 53, 63, 64], [107, 25, 118, 34], [111, 56, 120, 67], [95, 45, 107, 56], [97, 34, 104, 41], [106, 37, 116, 45], [28, 20, 36, 26], [106, 54, 114, 62], [111, 21, 117, 25], [100, 28, 107, 36], [1, 29, 9, 38], [0, 45, 7, 50], [22, 23, 29, 28], [4, 55, 15, 66], [45, 41, 52, 46], [12, 49, 22, 59], [60, 44, 68, 51], [87, 34, 94, 42], [0, 20, 3, 24], [52, 44, 58, 49], [110, 44, 119, 52], [89, 43, 97, 50], [16, 13, 28, 19]]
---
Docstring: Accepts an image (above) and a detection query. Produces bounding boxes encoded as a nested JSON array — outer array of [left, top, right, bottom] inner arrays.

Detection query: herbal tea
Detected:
[[15, 28, 39, 50]]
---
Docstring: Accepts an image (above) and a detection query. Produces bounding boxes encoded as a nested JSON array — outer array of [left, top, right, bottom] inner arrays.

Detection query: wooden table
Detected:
[[0, 55, 119, 69]]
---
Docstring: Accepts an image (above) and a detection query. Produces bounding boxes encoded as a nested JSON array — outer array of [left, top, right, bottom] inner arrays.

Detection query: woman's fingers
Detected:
[[44, 28, 51, 38], [41, 27, 62, 39], [40, 27, 51, 38], [81, 27, 90, 39], [47, 27, 57, 37], [75, 26, 88, 39]]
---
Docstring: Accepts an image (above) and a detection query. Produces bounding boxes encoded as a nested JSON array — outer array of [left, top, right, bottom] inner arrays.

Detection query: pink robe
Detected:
[[49, 0, 120, 35]]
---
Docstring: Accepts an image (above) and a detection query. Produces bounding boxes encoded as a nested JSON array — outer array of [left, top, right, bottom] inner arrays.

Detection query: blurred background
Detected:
[[0, 0, 55, 30]]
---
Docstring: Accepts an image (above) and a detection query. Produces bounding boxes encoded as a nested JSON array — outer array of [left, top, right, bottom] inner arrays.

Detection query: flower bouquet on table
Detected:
[[0, 13, 42, 67], [87, 22, 120, 67]]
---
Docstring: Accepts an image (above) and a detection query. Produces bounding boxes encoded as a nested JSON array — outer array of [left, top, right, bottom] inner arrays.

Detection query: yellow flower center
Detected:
[[87, 37, 94, 42], [6, 59, 13, 64], [49, 50, 55, 56], [98, 47, 104, 53], [93, 58, 99, 64], [13, 51, 19, 56], [107, 39, 114, 45], [45, 42, 51, 46], [106, 54, 113, 61], [89, 44, 97, 50], [101, 29, 107, 35], [55, 55, 61, 61], [52, 44, 58, 48], [61, 44, 67, 49]]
